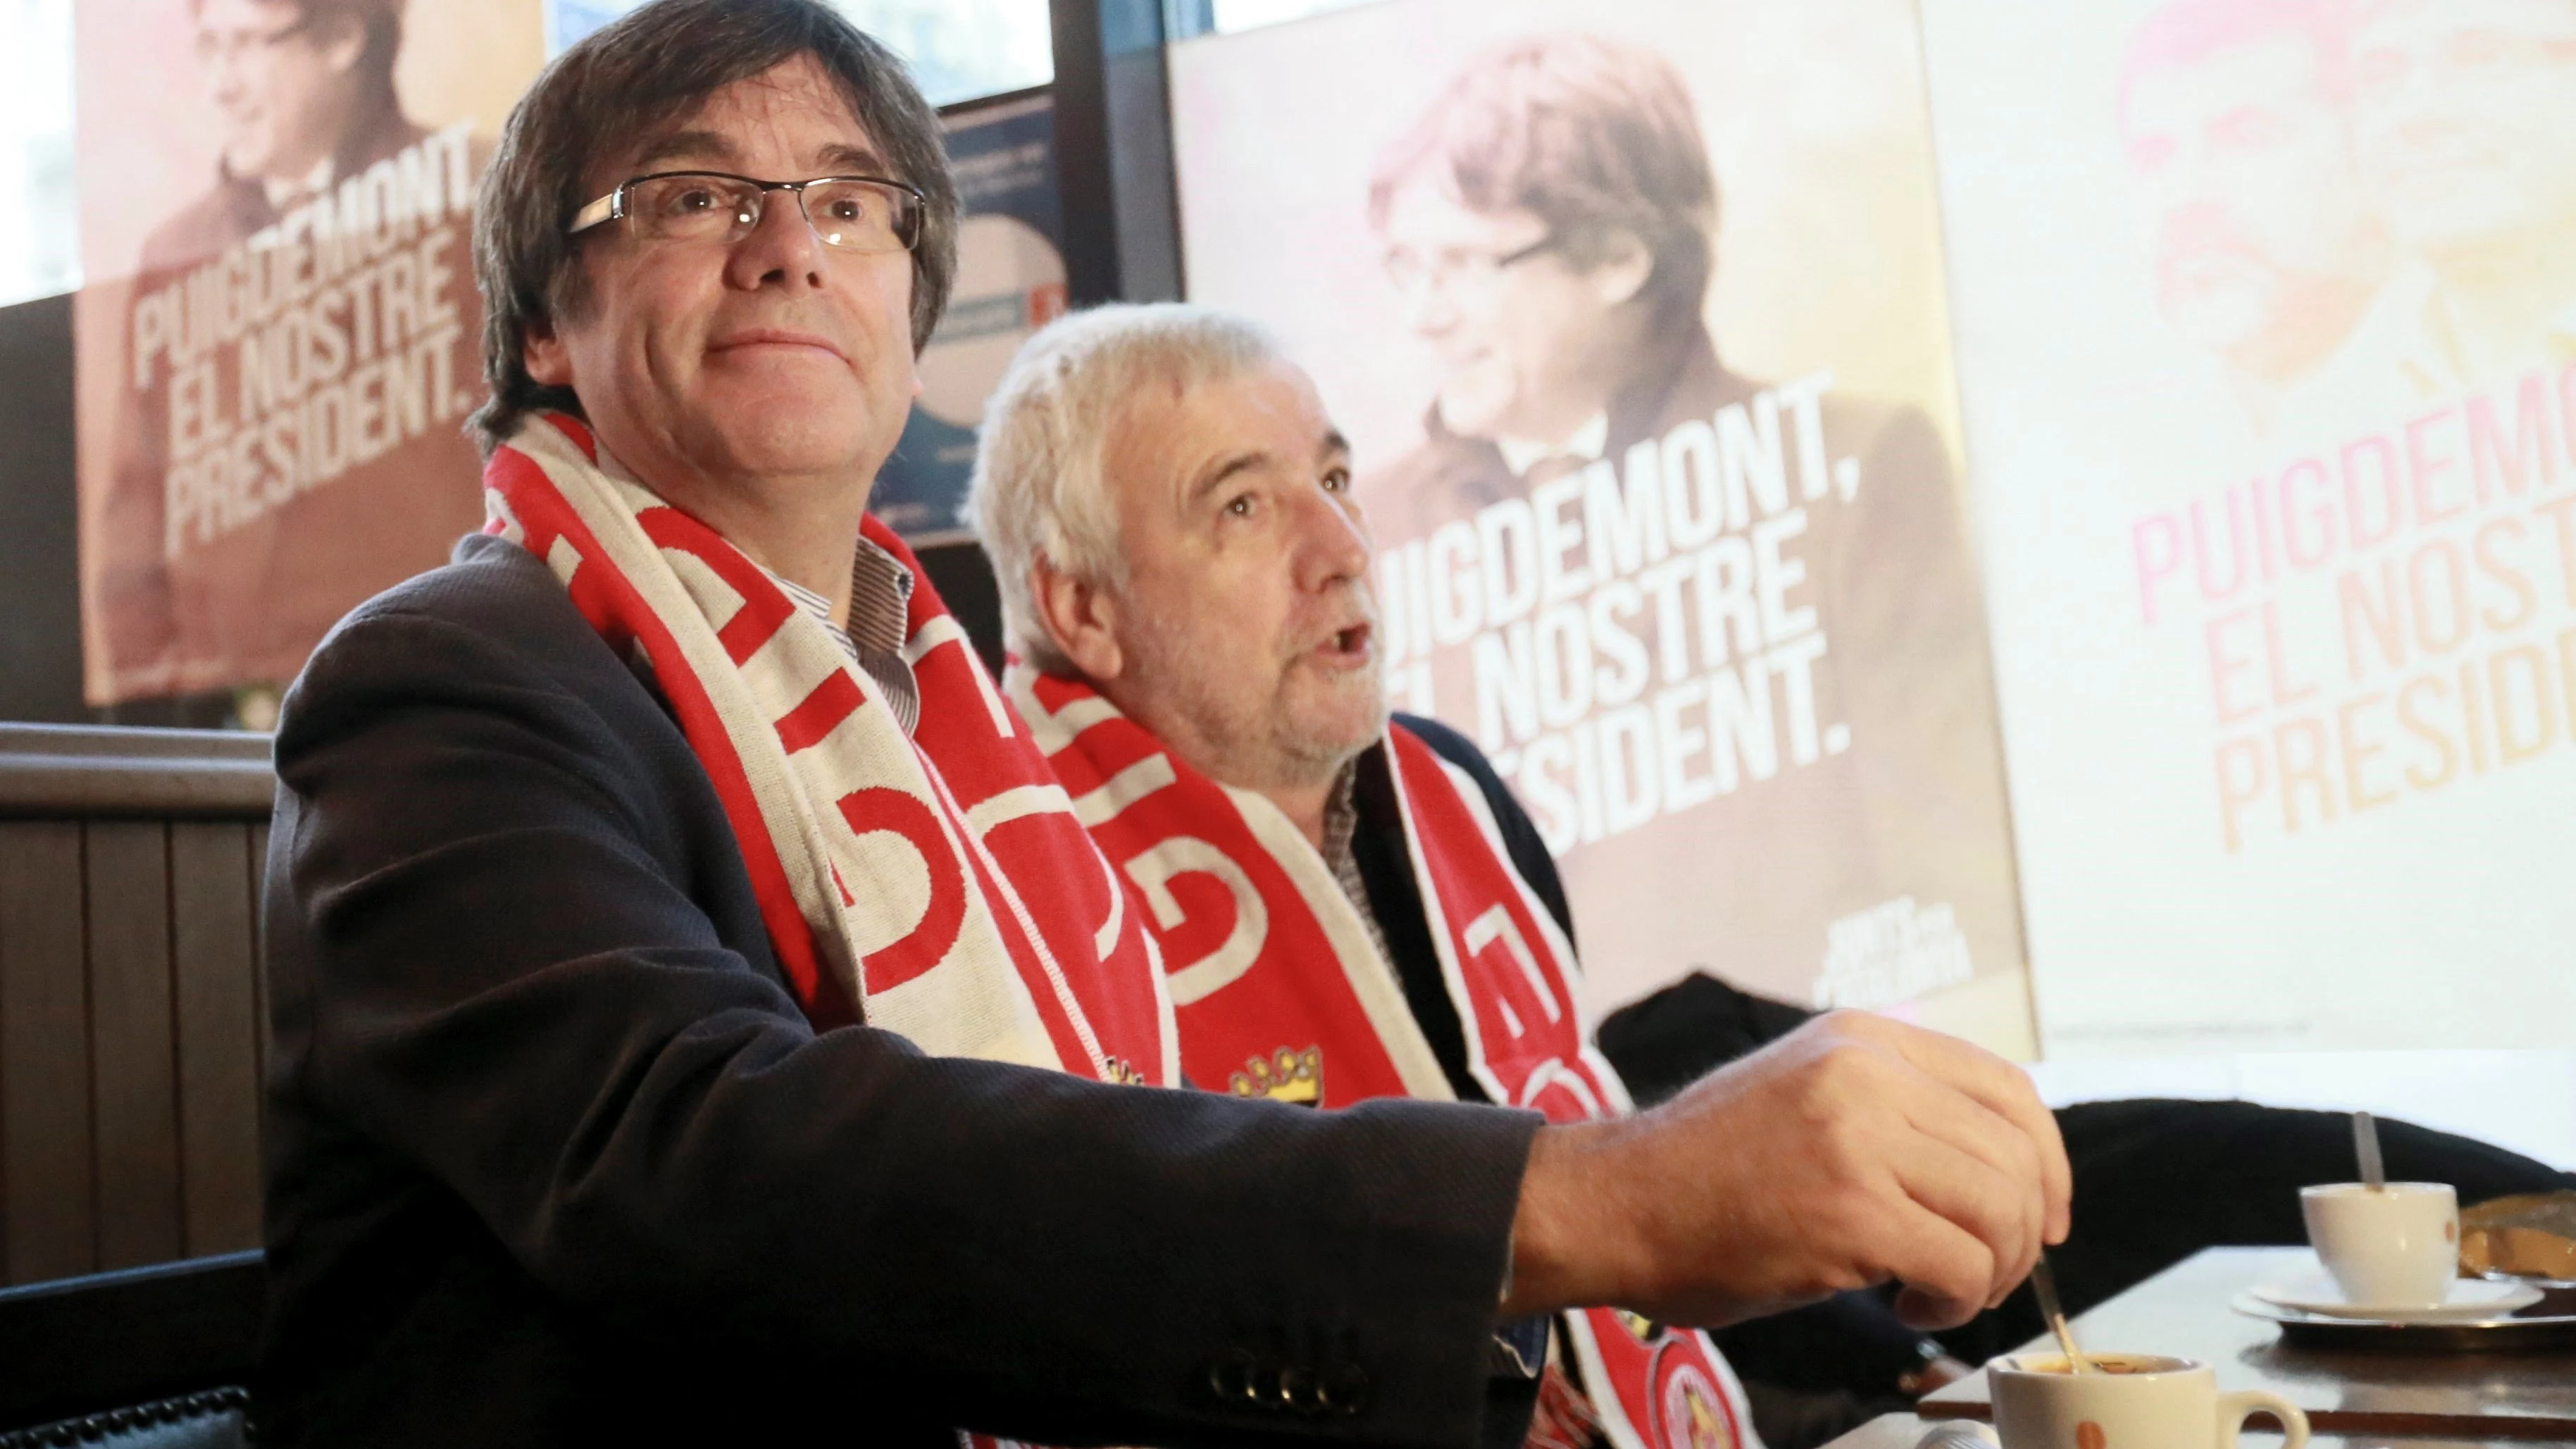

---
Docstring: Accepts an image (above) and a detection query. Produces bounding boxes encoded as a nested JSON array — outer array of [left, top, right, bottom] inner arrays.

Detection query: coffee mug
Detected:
[[2301, 1182, 2458, 1309], [1991, 1354, 2309, 1449]]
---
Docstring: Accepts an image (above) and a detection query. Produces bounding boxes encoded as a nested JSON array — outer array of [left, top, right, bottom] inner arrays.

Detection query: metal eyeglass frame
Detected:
[[1381, 233, 1561, 293], [566, 170, 928, 251]]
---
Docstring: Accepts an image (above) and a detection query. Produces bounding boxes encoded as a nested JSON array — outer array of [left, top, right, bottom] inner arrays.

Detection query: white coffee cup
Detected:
[[1991, 1354, 2309, 1449], [2300, 1182, 2458, 1310]]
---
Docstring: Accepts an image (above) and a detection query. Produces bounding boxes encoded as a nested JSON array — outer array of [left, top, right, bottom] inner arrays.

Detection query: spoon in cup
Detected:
[[2353, 1111, 2386, 1192], [2030, 1250, 2093, 1374]]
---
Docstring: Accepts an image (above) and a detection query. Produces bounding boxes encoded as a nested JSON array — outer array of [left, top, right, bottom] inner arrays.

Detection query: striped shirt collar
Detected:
[[762, 535, 921, 738], [766, 534, 914, 654]]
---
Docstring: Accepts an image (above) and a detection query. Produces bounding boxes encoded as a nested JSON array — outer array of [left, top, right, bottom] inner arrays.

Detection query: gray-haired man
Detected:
[[970, 303, 2070, 1448], [969, 305, 2576, 1449], [258, 8, 2067, 1448]]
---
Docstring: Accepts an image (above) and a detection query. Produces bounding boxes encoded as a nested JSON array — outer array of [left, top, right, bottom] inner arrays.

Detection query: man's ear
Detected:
[[523, 317, 572, 390], [1586, 231, 1655, 309], [318, 15, 367, 75], [1031, 554, 1124, 682]]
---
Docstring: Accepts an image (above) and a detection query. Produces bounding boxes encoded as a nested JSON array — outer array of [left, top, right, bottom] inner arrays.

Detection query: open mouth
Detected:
[[1321, 622, 1374, 661]]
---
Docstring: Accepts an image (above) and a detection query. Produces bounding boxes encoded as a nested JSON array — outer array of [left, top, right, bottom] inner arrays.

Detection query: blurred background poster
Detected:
[[1923, 0, 2576, 1054], [72, 0, 542, 704], [873, 91, 1064, 543], [1171, 0, 2034, 1050]]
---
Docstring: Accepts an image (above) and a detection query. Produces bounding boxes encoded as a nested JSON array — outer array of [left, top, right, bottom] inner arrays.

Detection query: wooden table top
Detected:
[[1918, 1247, 2576, 1440], [1829, 1412, 2551, 1449]]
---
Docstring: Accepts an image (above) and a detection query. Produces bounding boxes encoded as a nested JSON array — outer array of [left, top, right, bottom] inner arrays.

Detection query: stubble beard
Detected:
[[1120, 605, 1386, 795]]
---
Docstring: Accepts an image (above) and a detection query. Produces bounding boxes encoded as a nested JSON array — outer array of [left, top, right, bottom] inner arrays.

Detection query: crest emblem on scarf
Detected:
[[1227, 1045, 1323, 1105], [1650, 1349, 1743, 1449]]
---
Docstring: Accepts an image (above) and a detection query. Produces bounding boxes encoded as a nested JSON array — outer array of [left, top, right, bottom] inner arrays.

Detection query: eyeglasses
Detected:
[[567, 170, 927, 254], [193, 15, 318, 66], [1381, 235, 1559, 296]]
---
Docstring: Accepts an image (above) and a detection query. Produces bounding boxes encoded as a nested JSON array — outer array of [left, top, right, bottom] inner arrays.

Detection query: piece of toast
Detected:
[[2460, 1192, 2576, 1277]]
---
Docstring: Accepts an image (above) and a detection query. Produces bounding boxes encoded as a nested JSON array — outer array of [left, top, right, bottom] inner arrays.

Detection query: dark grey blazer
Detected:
[[258, 533, 1540, 1448]]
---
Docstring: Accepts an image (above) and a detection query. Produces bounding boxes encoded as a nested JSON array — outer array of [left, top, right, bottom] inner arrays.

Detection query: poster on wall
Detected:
[[1922, 0, 2576, 1052], [1171, 0, 2032, 1050], [73, 0, 543, 704], [874, 91, 1065, 542]]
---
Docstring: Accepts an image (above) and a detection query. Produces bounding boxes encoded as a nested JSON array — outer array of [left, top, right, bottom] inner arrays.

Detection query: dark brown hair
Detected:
[[466, 0, 959, 452], [1368, 32, 1719, 320]]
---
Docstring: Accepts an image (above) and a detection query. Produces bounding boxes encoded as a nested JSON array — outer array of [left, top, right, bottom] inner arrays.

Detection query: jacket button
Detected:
[[1319, 1361, 1370, 1417], [1207, 1348, 1256, 1403], [1281, 1364, 1329, 1415]]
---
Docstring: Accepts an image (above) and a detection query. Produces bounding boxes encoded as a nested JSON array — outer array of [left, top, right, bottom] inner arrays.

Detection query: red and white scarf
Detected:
[[1011, 667, 1762, 1449], [480, 413, 1174, 1084]]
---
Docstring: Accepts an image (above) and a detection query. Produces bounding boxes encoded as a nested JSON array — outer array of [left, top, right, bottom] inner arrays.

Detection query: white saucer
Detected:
[[2249, 1273, 2541, 1321]]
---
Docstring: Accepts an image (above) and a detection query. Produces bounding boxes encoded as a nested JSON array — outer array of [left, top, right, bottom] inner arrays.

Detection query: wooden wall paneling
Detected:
[[0, 821, 95, 1284], [82, 821, 182, 1269], [170, 822, 261, 1257]]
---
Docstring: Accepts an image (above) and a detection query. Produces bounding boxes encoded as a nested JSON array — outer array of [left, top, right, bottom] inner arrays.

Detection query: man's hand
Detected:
[[1501, 1011, 2070, 1330]]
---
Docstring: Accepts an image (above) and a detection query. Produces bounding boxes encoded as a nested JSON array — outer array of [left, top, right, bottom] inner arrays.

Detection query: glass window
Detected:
[[0, 0, 77, 307], [547, 0, 1052, 108], [1169, 0, 1381, 40]]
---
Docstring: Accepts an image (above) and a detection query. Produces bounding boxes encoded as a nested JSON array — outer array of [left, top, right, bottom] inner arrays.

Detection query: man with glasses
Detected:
[[259, 4, 2070, 1447], [1362, 32, 2022, 1073]]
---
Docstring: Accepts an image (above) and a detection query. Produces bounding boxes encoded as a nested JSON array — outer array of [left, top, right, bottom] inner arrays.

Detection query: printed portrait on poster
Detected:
[[73, 0, 542, 704], [1172, 0, 2031, 1049], [1924, 0, 2576, 1052]]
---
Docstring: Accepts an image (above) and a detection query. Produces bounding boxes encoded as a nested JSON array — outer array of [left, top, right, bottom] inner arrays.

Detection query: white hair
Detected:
[[966, 302, 1287, 674]]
